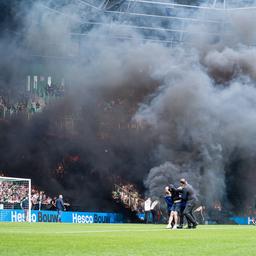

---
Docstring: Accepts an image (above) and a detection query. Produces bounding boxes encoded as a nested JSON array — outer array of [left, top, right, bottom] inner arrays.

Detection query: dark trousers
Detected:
[[179, 205, 185, 226], [57, 210, 62, 222], [183, 199, 197, 226], [145, 211, 150, 223], [151, 210, 157, 224]]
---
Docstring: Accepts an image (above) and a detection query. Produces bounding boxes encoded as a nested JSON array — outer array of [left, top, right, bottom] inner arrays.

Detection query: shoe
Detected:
[[192, 224, 197, 229], [185, 226, 192, 229], [166, 224, 172, 229], [177, 226, 183, 229], [172, 225, 177, 229]]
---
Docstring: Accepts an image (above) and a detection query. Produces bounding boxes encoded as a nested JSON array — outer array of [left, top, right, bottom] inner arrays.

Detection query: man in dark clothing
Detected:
[[178, 200, 186, 229], [144, 198, 152, 223], [56, 195, 65, 222], [180, 178, 198, 229], [20, 196, 29, 222], [150, 199, 160, 224]]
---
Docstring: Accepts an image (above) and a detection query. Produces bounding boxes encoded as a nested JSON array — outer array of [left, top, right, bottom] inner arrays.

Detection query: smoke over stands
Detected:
[[0, 0, 256, 214]]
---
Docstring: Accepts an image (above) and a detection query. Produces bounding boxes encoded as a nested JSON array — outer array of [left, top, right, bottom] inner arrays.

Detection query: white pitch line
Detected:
[[0, 229, 165, 234], [1, 226, 255, 234], [56, 229, 166, 234], [54, 227, 256, 234]]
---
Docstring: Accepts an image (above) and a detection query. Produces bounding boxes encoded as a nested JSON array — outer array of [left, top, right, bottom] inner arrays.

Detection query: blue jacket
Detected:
[[164, 195, 173, 211], [56, 198, 65, 211]]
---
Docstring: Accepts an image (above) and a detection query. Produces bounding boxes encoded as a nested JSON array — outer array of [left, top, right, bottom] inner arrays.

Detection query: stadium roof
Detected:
[[40, 1, 255, 44], [23, 0, 256, 58], [75, 0, 256, 10]]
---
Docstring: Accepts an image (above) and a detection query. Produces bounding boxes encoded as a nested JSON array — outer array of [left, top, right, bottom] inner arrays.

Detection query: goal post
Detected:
[[0, 176, 31, 222]]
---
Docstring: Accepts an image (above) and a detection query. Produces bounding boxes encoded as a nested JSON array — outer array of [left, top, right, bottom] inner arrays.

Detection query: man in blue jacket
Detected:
[[20, 196, 29, 222], [56, 195, 65, 222]]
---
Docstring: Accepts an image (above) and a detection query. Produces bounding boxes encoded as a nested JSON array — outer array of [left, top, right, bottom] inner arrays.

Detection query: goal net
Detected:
[[0, 176, 31, 222]]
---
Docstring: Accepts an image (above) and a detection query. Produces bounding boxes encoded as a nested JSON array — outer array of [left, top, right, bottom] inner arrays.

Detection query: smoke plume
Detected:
[[1, 0, 256, 214]]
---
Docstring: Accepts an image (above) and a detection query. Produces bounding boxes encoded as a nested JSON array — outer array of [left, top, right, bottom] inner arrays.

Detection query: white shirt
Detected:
[[144, 198, 152, 211]]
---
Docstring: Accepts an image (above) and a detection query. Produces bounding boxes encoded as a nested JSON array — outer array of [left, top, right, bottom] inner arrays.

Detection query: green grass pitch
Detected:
[[0, 223, 256, 256]]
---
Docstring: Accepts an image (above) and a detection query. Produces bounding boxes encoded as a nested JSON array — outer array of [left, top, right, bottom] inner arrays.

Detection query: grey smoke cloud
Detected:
[[1, 0, 256, 213], [135, 5, 256, 211]]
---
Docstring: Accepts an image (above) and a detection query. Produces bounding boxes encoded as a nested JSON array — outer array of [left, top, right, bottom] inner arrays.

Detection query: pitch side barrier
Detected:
[[137, 213, 256, 225], [229, 216, 256, 225], [0, 210, 254, 224], [0, 210, 124, 223]]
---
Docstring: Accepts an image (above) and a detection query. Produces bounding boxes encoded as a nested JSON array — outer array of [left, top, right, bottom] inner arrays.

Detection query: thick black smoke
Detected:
[[0, 0, 160, 211], [1, 0, 256, 214]]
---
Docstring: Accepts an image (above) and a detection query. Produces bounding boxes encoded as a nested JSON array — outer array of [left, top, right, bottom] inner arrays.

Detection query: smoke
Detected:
[[135, 6, 256, 212], [1, 0, 256, 214], [0, 0, 161, 211]]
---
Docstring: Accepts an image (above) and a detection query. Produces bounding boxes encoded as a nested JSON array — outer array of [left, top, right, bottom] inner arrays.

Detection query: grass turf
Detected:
[[0, 223, 255, 256]]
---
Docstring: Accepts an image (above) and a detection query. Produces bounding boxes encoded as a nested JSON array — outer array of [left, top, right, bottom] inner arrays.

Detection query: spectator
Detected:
[[56, 194, 65, 222], [151, 199, 160, 224], [144, 197, 152, 224], [20, 196, 29, 222]]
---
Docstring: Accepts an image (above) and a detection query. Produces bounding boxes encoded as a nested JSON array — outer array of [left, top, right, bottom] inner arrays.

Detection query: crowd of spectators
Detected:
[[0, 95, 44, 119], [0, 181, 28, 205], [112, 184, 144, 212], [0, 181, 54, 210], [31, 189, 53, 210], [0, 78, 65, 120]]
